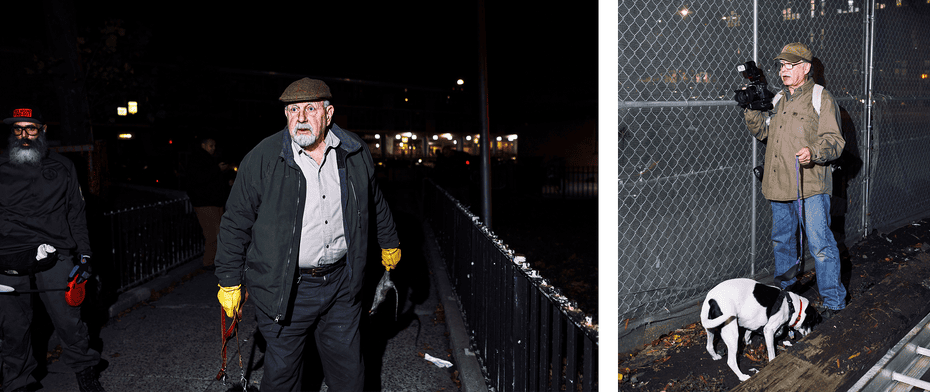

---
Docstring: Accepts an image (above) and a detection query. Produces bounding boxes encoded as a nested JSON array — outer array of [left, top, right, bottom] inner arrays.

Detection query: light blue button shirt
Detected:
[[291, 131, 347, 268]]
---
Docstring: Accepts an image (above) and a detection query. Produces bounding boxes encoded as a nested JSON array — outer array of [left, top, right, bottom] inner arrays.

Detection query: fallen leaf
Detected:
[[848, 352, 860, 359]]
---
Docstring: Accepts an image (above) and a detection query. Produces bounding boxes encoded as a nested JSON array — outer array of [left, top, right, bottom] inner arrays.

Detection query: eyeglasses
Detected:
[[779, 61, 806, 70], [11, 125, 41, 136]]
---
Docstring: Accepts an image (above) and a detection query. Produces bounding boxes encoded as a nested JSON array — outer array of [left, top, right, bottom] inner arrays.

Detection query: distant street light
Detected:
[[118, 101, 139, 116], [456, 79, 465, 86]]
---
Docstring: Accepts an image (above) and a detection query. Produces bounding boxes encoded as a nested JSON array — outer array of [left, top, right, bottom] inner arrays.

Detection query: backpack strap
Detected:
[[812, 84, 823, 116], [765, 84, 823, 126]]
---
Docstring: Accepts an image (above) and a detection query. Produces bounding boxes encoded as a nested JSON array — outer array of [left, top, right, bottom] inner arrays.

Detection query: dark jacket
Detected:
[[745, 77, 845, 201], [214, 125, 399, 323], [0, 149, 91, 257], [186, 147, 229, 207]]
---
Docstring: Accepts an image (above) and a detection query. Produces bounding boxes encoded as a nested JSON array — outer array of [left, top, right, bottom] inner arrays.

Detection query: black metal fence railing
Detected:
[[542, 165, 598, 199], [423, 179, 598, 391], [102, 197, 203, 293]]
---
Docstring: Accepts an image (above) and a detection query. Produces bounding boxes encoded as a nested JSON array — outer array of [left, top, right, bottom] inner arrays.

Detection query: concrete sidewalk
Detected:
[[30, 193, 486, 391]]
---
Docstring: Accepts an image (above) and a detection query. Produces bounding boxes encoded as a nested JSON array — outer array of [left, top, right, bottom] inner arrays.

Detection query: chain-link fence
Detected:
[[619, 1, 930, 351]]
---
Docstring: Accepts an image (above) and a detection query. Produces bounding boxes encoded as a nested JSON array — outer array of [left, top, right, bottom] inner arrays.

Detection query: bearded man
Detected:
[[215, 78, 401, 391], [0, 106, 105, 392]]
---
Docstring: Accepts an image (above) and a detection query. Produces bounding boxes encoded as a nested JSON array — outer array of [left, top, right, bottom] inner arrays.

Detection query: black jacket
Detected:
[[214, 125, 399, 323], [0, 150, 91, 257]]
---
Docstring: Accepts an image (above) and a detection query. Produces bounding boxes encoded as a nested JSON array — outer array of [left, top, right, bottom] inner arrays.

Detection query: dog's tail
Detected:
[[701, 298, 735, 329]]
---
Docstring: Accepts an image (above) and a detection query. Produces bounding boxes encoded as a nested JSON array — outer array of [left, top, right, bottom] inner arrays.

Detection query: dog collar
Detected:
[[789, 296, 804, 328]]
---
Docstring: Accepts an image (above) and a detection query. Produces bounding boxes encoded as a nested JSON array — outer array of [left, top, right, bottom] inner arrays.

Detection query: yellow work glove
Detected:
[[381, 248, 401, 271], [217, 284, 242, 318]]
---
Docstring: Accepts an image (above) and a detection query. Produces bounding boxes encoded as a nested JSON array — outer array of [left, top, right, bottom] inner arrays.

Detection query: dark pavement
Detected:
[[25, 182, 485, 392], [619, 215, 930, 391]]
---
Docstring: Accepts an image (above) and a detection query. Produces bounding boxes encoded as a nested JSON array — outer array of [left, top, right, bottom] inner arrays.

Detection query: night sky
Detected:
[[1, 2, 597, 128]]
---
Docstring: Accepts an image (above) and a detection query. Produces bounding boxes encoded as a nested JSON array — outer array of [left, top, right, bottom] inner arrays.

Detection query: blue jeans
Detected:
[[771, 194, 846, 310]]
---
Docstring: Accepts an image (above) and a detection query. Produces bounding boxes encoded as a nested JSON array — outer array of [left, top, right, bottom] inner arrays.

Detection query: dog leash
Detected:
[[794, 155, 804, 267], [216, 307, 247, 391], [774, 156, 806, 290]]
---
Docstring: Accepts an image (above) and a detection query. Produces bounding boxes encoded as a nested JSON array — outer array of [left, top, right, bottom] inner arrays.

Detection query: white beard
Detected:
[[7, 133, 46, 167], [10, 147, 42, 166], [292, 123, 318, 147]]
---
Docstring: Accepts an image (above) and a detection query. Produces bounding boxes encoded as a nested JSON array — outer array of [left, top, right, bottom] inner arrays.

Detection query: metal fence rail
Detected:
[[103, 197, 203, 293], [542, 165, 599, 199], [619, 0, 930, 351], [423, 179, 598, 391]]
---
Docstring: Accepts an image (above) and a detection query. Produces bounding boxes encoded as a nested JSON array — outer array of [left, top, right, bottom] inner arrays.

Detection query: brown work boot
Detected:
[[75, 366, 106, 392]]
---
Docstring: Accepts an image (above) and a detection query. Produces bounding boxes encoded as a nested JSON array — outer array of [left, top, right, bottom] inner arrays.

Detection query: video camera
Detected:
[[733, 61, 776, 111]]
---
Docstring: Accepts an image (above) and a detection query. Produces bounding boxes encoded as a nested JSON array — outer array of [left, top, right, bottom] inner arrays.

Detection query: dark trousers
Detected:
[[0, 252, 101, 391], [194, 206, 224, 267], [257, 265, 363, 392]]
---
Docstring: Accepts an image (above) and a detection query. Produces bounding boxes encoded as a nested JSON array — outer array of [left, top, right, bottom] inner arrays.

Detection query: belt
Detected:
[[299, 257, 346, 277]]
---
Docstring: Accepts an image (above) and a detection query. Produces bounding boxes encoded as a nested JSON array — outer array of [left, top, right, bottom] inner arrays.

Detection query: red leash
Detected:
[[216, 308, 240, 381]]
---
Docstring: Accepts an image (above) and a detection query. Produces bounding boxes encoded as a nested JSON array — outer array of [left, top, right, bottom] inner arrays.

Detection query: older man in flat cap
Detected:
[[744, 43, 847, 319], [215, 78, 401, 391]]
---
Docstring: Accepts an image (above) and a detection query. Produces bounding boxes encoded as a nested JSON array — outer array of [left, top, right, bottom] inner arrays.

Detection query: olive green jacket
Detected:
[[745, 78, 845, 201]]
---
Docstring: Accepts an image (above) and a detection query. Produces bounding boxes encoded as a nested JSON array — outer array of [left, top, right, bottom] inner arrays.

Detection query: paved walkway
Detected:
[[27, 184, 484, 391]]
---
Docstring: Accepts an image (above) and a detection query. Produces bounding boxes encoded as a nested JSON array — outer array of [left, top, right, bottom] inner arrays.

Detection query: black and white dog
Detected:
[[700, 278, 821, 381]]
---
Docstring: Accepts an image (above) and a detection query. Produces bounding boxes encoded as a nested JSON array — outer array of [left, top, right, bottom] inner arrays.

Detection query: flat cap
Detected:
[[774, 42, 812, 63], [3, 105, 44, 125], [279, 78, 333, 104]]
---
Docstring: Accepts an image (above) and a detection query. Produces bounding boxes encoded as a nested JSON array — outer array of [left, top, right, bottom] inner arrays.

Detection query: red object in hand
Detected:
[[66, 277, 86, 306]]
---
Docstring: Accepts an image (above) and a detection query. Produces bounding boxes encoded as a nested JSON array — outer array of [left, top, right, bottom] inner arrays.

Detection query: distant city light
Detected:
[[456, 79, 465, 86], [118, 133, 133, 139]]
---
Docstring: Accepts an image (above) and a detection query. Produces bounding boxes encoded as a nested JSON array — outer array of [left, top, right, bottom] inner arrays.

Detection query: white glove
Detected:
[[36, 244, 56, 260]]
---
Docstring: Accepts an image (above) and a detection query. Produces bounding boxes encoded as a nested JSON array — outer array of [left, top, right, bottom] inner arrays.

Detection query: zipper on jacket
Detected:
[[350, 180, 360, 228], [276, 171, 302, 323]]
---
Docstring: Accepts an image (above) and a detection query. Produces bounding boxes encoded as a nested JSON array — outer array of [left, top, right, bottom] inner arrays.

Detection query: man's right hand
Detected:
[[217, 284, 242, 318]]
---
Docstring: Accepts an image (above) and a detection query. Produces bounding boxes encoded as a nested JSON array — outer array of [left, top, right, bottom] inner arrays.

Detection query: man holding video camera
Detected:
[[743, 42, 847, 319]]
